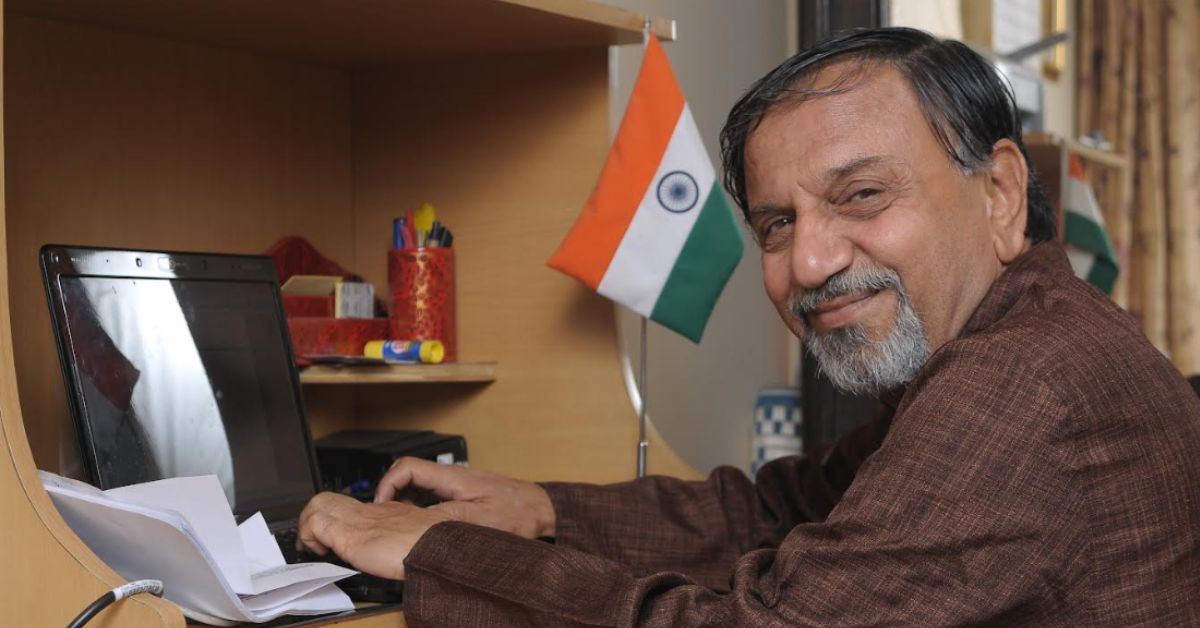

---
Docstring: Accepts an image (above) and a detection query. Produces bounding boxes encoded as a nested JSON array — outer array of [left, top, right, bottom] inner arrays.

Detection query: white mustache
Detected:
[[789, 266, 904, 319]]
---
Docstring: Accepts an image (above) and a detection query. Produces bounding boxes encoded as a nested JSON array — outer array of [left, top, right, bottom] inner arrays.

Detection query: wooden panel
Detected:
[[0, 7, 183, 625], [349, 51, 697, 483], [4, 15, 357, 470], [300, 362, 497, 385], [303, 386, 359, 441], [5, 0, 674, 66], [322, 615, 405, 627], [1024, 137, 1066, 238]]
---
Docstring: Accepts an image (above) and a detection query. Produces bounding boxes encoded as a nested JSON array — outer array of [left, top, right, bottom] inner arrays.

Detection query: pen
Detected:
[[393, 218, 407, 249], [405, 209, 416, 250]]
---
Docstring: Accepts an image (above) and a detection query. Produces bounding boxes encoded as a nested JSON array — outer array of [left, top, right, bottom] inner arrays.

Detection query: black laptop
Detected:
[[40, 244, 402, 603]]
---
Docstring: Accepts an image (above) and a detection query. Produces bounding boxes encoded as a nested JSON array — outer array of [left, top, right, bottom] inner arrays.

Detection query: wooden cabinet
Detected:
[[0, 1, 695, 625]]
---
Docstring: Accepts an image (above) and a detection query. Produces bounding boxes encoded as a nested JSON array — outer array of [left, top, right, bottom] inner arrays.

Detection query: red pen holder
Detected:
[[387, 248, 457, 362]]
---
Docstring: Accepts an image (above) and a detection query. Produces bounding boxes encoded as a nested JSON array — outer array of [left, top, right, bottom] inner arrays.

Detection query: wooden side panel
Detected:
[[0, 8, 183, 626], [350, 52, 697, 483], [4, 15, 357, 469]]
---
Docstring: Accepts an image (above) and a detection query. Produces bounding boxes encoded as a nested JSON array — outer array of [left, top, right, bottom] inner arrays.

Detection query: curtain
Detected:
[[1076, 0, 1200, 373]]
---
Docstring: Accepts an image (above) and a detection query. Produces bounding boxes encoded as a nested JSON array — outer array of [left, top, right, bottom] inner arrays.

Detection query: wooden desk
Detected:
[[0, 1, 694, 625]]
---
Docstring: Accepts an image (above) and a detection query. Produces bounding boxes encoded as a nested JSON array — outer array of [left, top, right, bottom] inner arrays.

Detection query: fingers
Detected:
[[374, 457, 463, 504], [298, 492, 352, 556], [427, 500, 468, 520]]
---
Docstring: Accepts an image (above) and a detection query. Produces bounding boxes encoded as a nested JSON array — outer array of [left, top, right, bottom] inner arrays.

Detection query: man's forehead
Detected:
[[744, 66, 927, 184], [752, 65, 920, 145]]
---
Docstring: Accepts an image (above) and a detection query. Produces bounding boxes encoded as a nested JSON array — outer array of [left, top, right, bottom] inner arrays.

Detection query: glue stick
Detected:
[[364, 340, 445, 364]]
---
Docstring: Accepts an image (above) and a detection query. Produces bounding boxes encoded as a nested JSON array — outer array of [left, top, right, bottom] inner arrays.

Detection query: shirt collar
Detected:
[[961, 241, 1072, 336]]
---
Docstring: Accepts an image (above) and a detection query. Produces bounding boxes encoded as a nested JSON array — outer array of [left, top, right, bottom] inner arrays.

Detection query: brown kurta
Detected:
[[403, 243, 1200, 626]]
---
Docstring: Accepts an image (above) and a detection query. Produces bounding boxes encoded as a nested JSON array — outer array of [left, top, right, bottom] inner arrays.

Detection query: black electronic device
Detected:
[[40, 244, 403, 604], [316, 430, 468, 501]]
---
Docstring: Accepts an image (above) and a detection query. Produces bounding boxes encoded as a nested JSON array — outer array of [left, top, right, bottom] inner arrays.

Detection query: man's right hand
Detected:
[[374, 457, 557, 540]]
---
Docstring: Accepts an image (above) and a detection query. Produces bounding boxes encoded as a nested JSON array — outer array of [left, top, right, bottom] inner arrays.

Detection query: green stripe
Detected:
[[649, 184, 744, 342], [1063, 211, 1117, 262], [1087, 258, 1119, 295], [1064, 211, 1119, 295]]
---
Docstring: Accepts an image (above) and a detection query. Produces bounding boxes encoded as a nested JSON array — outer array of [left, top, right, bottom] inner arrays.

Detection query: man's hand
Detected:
[[375, 457, 557, 539], [298, 492, 450, 580]]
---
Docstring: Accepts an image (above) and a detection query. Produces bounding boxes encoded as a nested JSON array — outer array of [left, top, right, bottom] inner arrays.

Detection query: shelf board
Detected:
[[1024, 132, 1128, 170], [299, 361, 497, 385], [6, 0, 676, 66]]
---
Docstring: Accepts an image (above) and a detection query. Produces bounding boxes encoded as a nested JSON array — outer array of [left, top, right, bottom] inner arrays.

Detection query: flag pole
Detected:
[[636, 17, 652, 479], [636, 315, 649, 477]]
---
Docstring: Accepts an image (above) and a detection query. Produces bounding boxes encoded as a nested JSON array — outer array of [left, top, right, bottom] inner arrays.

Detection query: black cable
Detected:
[[67, 579, 164, 628], [66, 591, 114, 628]]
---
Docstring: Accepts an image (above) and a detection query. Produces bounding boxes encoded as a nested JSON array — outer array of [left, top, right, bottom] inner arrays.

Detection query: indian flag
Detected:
[[1063, 153, 1119, 294], [547, 37, 743, 343]]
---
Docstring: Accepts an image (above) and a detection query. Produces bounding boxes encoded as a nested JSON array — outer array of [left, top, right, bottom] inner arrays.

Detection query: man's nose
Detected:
[[790, 217, 852, 290]]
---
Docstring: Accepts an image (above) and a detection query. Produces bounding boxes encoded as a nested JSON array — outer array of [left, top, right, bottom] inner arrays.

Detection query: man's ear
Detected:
[[984, 139, 1030, 263]]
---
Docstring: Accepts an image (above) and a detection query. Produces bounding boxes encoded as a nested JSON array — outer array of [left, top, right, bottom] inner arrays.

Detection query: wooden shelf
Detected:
[[6, 0, 675, 65], [299, 361, 497, 385], [1025, 132, 1128, 170]]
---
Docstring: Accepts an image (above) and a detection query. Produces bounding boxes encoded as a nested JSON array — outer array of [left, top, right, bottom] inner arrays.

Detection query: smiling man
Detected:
[[299, 28, 1200, 625]]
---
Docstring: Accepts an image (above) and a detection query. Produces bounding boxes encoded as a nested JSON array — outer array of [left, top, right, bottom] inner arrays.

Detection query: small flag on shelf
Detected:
[[547, 36, 743, 343], [1063, 153, 1119, 295]]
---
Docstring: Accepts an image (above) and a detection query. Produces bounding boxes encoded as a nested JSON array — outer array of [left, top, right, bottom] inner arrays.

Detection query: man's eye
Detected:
[[851, 188, 880, 201], [755, 216, 793, 249], [765, 216, 793, 233], [757, 216, 793, 240]]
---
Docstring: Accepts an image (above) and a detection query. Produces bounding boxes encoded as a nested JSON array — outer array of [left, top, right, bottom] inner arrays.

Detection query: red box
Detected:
[[286, 317, 389, 358], [283, 294, 334, 318]]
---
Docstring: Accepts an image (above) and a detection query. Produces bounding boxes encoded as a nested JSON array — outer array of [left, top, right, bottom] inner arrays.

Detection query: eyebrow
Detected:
[[748, 155, 901, 216], [823, 155, 900, 185], [747, 202, 787, 217]]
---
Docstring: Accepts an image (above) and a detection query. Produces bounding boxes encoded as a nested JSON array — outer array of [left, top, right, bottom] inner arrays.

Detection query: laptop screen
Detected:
[[41, 246, 320, 522]]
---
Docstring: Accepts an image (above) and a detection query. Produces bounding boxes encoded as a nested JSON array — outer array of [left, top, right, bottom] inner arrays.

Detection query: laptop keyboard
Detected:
[[273, 525, 361, 575], [271, 526, 404, 603], [275, 527, 302, 564]]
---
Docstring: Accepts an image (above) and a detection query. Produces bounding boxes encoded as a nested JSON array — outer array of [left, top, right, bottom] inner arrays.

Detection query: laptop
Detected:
[[40, 244, 403, 603]]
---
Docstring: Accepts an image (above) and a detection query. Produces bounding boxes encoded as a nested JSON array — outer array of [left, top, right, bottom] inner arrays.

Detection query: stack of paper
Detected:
[[40, 472, 357, 625]]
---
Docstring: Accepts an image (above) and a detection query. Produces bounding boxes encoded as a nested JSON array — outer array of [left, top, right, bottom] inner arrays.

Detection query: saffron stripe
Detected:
[[546, 37, 685, 289]]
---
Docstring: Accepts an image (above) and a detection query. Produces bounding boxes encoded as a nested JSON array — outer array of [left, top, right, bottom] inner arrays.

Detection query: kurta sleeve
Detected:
[[540, 412, 892, 589], [401, 345, 1087, 627]]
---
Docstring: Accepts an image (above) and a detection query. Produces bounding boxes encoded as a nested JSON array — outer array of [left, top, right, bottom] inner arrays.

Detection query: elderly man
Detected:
[[299, 28, 1200, 625]]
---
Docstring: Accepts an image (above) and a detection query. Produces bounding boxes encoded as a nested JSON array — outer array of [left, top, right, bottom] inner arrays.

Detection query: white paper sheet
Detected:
[[40, 472, 357, 623], [107, 476, 253, 594], [238, 512, 287, 574]]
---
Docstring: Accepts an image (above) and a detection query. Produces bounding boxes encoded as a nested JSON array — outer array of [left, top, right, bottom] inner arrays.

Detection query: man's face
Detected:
[[744, 64, 1012, 394]]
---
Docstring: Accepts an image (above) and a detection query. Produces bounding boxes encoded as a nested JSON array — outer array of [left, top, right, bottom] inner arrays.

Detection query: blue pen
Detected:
[[393, 218, 407, 249]]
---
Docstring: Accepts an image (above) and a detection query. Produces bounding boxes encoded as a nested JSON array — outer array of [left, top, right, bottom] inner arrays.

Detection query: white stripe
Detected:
[[597, 105, 715, 315], [1065, 246, 1096, 279], [1065, 174, 1106, 225]]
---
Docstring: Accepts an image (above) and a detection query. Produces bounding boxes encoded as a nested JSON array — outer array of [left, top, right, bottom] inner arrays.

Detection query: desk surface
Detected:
[[193, 603, 404, 627]]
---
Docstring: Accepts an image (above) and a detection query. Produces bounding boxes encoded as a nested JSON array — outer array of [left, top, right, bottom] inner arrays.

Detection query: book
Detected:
[[40, 471, 357, 625]]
